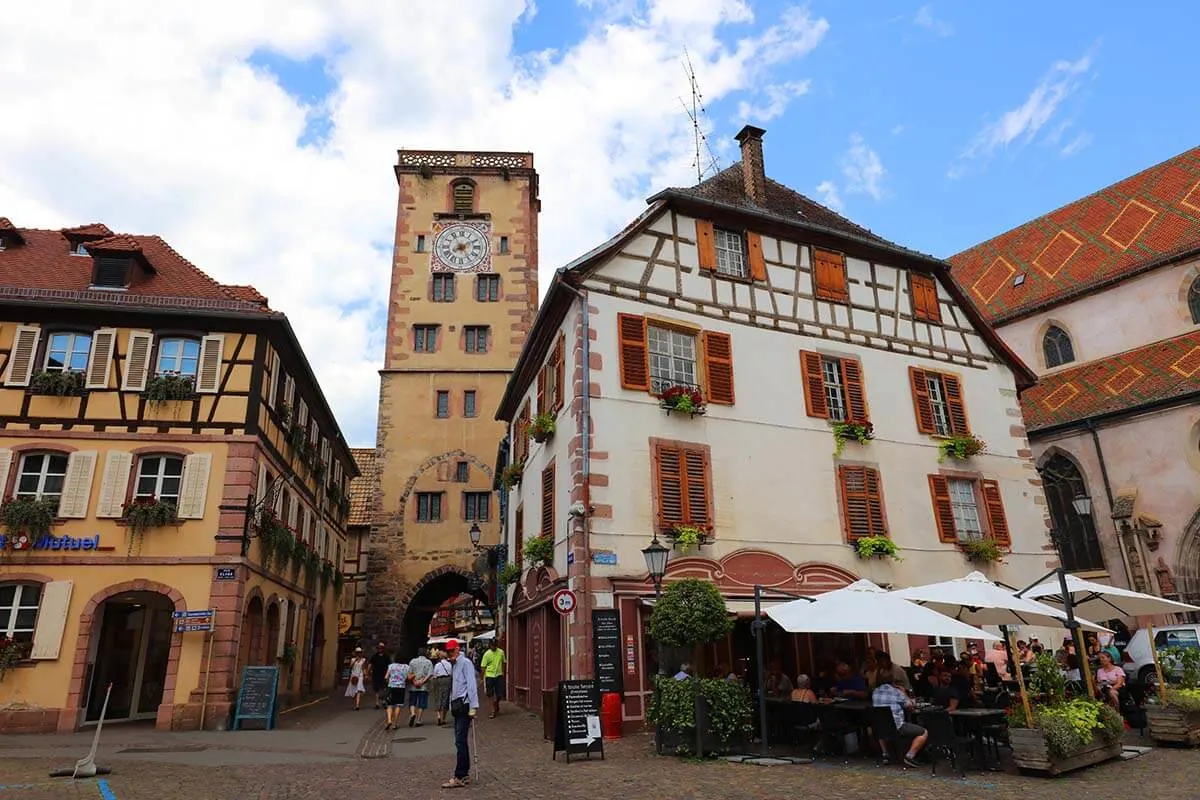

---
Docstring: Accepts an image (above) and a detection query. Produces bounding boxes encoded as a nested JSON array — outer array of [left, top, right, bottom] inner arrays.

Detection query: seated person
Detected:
[[790, 674, 818, 704], [831, 662, 868, 700], [872, 677, 928, 767], [1062, 654, 1082, 684], [875, 651, 911, 692], [910, 649, 927, 670], [950, 664, 976, 708], [764, 661, 793, 698], [1095, 651, 1126, 710], [930, 671, 961, 711]]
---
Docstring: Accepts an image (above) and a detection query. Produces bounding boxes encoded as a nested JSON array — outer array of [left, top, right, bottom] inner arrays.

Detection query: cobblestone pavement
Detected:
[[2, 705, 1196, 800]]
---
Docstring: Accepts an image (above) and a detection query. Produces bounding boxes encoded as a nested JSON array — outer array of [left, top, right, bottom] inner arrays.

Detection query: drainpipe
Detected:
[[1085, 419, 1133, 587], [562, 281, 592, 677]]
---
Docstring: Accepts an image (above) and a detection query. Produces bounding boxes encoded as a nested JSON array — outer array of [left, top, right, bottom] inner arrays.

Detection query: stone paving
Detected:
[[2, 699, 1197, 800]]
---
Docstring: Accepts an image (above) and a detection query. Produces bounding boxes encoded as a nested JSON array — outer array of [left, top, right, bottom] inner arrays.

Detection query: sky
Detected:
[[1, 1, 1197, 447]]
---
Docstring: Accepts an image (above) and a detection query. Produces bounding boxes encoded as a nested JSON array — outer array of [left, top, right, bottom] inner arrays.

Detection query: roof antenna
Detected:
[[680, 47, 721, 185]]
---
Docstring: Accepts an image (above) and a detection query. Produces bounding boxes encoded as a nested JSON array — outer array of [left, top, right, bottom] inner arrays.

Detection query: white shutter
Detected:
[[302, 508, 311, 544], [283, 375, 295, 407], [57, 450, 98, 518], [122, 331, 154, 391], [29, 580, 73, 660], [288, 498, 299, 531], [196, 335, 224, 394], [0, 449, 13, 497], [177, 452, 212, 520], [275, 598, 289, 655], [256, 463, 268, 505], [5, 325, 41, 387], [95, 451, 134, 518], [84, 328, 117, 389], [298, 399, 308, 428], [267, 351, 280, 407]]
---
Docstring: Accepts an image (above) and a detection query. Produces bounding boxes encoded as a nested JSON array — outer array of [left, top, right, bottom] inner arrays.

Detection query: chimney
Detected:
[[735, 125, 768, 206]]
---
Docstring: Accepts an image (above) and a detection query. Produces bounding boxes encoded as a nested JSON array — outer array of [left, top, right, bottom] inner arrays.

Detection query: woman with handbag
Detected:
[[345, 647, 367, 710]]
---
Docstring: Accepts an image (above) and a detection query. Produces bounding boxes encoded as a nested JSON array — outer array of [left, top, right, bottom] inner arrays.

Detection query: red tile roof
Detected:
[[1020, 330, 1200, 432], [0, 221, 270, 311], [348, 448, 377, 526], [949, 147, 1200, 323]]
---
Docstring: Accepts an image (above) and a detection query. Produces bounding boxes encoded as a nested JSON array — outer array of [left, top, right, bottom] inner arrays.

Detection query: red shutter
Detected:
[[838, 465, 885, 541], [981, 480, 1010, 546], [747, 232, 767, 281], [540, 463, 555, 538], [696, 220, 717, 271], [909, 367, 936, 435], [654, 442, 685, 531], [928, 475, 958, 543], [799, 351, 829, 419], [682, 446, 713, 530], [515, 403, 530, 463], [536, 367, 546, 416], [814, 249, 848, 302], [553, 333, 565, 412], [617, 313, 649, 391], [702, 331, 735, 405], [942, 374, 970, 435], [911, 273, 942, 323], [840, 358, 869, 423]]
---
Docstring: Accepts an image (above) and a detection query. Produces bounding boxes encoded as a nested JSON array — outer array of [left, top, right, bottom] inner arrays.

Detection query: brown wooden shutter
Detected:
[[911, 273, 942, 323], [927, 474, 958, 543], [536, 366, 546, 415], [981, 480, 1010, 546], [682, 446, 713, 530], [653, 442, 685, 531], [695, 220, 717, 271], [909, 367, 936, 435], [838, 465, 885, 541], [840, 359, 868, 423], [746, 232, 767, 281], [553, 333, 565, 412], [514, 505, 524, 564], [942, 374, 970, 435], [702, 331, 735, 405], [814, 249, 848, 302], [515, 402, 530, 463], [617, 313, 649, 391], [799, 351, 829, 419], [540, 463, 555, 538]]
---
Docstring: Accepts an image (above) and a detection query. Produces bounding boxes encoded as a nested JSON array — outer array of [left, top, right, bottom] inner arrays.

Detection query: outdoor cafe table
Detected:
[[916, 706, 1007, 770]]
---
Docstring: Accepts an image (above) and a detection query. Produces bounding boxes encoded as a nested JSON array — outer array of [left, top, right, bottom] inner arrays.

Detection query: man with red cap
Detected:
[[441, 638, 479, 789]]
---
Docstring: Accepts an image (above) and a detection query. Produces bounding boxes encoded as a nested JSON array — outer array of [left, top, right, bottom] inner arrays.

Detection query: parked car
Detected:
[[1122, 624, 1200, 689]]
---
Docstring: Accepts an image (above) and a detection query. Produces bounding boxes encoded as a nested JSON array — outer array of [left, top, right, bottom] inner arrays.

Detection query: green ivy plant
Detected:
[[961, 537, 1004, 564], [121, 497, 178, 534], [938, 433, 987, 463], [523, 535, 554, 566], [320, 559, 335, 592], [498, 562, 522, 586], [143, 374, 196, 402], [255, 510, 295, 571], [530, 412, 556, 443], [499, 461, 524, 490], [646, 676, 752, 756], [277, 641, 297, 668], [29, 370, 85, 397], [831, 420, 873, 458], [854, 534, 901, 561], [668, 525, 708, 553], [649, 578, 733, 649], [302, 546, 320, 585], [1, 496, 58, 540]]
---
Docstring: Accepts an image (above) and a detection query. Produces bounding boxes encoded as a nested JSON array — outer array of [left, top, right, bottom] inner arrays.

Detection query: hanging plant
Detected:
[[831, 420, 874, 458], [320, 559, 334, 592], [332, 568, 346, 595], [303, 546, 320, 585], [143, 373, 196, 402], [498, 562, 522, 585], [288, 422, 306, 452], [121, 496, 178, 534], [961, 536, 1004, 564], [523, 535, 555, 566], [660, 385, 706, 417], [29, 370, 85, 397], [338, 495, 351, 521], [938, 433, 987, 463], [854, 534, 901, 561], [255, 510, 295, 571], [326, 483, 343, 507], [499, 461, 524, 490], [277, 641, 297, 668], [529, 413, 556, 443], [666, 525, 709, 553], [276, 403, 293, 427], [1, 496, 58, 541], [0, 635, 30, 682]]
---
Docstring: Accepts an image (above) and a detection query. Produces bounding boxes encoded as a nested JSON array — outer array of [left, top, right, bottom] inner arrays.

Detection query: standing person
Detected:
[[441, 639, 479, 790], [407, 647, 434, 727], [367, 642, 390, 711], [479, 639, 507, 719], [384, 652, 410, 730], [345, 647, 367, 710], [431, 649, 453, 726], [984, 641, 1010, 680]]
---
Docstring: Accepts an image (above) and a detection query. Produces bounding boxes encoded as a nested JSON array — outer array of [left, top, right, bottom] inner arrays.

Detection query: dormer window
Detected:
[[71, 242, 89, 256], [92, 256, 132, 289]]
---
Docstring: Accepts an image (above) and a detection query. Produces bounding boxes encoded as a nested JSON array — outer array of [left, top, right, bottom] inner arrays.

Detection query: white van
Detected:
[[1122, 623, 1200, 688]]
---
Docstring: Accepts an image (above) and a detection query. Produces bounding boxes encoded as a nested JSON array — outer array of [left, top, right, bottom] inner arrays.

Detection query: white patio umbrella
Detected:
[[474, 629, 496, 641], [1021, 573, 1200, 620], [891, 571, 1110, 631], [766, 578, 999, 640]]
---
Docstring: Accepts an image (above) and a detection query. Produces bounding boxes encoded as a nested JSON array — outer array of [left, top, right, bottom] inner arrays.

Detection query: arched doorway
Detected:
[[1175, 507, 1200, 614], [400, 568, 491, 656], [240, 595, 264, 667], [1041, 453, 1106, 572], [85, 591, 175, 723], [265, 602, 281, 664]]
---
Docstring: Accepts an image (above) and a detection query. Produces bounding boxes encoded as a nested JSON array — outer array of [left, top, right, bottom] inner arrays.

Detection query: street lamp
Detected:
[[642, 536, 670, 676], [1071, 493, 1092, 517], [468, 522, 482, 548]]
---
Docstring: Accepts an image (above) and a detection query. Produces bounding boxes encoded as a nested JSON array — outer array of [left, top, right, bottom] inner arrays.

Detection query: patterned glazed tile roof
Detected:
[[949, 147, 1200, 323], [348, 447, 377, 526], [1020, 329, 1200, 432]]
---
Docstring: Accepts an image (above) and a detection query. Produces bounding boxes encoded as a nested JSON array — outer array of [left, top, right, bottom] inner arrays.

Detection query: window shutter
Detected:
[[536, 367, 546, 416], [695, 220, 717, 271], [4, 325, 41, 387], [746, 233, 767, 281], [908, 367, 936, 435], [196, 335, 224, 393], [85, 328, 117, 389], [256, 462, 268, 505], [654, 442, 684, 531], [981, 480, 1011, 546], [122, 331, 154, 391], [838, 465, 885, 541], [298, 399, 308, 428], [177, 452, 213, 519], [284, 375, 296, 408], [911, 274, 942, 323], [799, 351, 829, 418], [302, 508, 312, 544], [841, 359, 869, 423], [927, 474, 958, 543], [267, 351, 280, 407], [553, 334, 565, 412], [702, 331, 735, 405], [0, 449, 13, 498], [540, 463, 555, 538], [617, 313, 649, 391], [95, 451, 134, 518], [29, 580, 73, 660], [682, 446, 713, 529], [57, 450, 97, 519], [943, 374, 970, 435], [514, 506, 524, 564], [814, 250, 848, 302]]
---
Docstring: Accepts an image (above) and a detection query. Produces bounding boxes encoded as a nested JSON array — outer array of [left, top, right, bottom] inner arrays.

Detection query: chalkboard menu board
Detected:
[[233, 666, 279, 730], [592, 610, 623, 695], [552, 680, 604, 762]]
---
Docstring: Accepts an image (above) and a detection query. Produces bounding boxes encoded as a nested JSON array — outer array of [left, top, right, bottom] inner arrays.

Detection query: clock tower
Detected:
[[368, 149, 539, 649]]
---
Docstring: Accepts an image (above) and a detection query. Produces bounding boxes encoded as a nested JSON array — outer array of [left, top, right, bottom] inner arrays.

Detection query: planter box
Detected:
[[1010, 728, 1123, 776], [655, 697, 729, 757], [1147, 705, 1200, 746]]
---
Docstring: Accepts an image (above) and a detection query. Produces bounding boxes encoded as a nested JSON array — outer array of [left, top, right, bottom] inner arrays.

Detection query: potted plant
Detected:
[[660, 385, 706, 417], [831, 419, 873, 458], [320, 559, 335, 593], [0, 635, 29, 682], [143, 373, 196, 402], [29, 370, 85, 397], [961, 537, 1004, 564], [498, 562, 522, 586], [121, 495, 178, 535], [332, 568, 346, 595], [854, 534, 901, 561], [302, 545, 321, 585], [529, 413, 556, 443], [938, 433, 987, 463], [276, 403, 293, 427], [1, 495, 58, 541], [1147, 646, 1200, 745], [666, 524, 709, 553], [499, 461, 524, 490], [277, 641, 297, 669], [338, 495, 351, 522], [255, 509, 295, 572], [523, 535, 555, 567]]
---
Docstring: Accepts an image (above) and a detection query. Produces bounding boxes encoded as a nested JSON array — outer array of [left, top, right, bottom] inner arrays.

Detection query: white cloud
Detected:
[[1060, 132, 1093, 157], [842, 133, 885, 200], [815, 180, 843, 211], [891, 123, 907, 136], [0, 1, 829, 446], [736, 80, 811, 123], [914, 5, 954, 37]]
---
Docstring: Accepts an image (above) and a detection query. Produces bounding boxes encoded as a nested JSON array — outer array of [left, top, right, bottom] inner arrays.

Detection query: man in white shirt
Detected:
[[441, 639, 479, 790]]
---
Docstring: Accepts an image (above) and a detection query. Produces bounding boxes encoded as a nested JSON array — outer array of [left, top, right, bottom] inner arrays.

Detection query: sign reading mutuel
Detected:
[[0, 533, 111, 552]]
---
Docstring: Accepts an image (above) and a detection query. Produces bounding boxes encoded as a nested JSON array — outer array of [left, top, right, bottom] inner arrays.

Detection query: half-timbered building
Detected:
[[0, 220, 357, 733], [493, 127, 1051, 730]]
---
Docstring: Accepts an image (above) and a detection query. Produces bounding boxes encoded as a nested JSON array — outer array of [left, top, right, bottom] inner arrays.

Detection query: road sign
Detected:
[[215, 567, 237, 581], [173, 609, 214, 633], [552, 589, 577, 616]]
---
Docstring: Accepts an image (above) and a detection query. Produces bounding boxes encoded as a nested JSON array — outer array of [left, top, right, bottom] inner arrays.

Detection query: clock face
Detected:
[[433, 224, 489, 272]]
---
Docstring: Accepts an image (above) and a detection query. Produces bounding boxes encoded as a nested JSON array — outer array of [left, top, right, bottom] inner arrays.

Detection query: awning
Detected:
[[641, 597, 778, 618]]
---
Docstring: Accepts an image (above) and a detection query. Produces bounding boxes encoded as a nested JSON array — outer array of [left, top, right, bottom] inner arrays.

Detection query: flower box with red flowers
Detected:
[[659, 385, 706, 417], [121, 495, 178, 534], [0, 635, 31, 681]]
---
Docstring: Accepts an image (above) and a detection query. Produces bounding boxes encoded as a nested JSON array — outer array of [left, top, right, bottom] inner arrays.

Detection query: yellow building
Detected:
[[368, 150, 539, 649], [0, 220, 357, 733]]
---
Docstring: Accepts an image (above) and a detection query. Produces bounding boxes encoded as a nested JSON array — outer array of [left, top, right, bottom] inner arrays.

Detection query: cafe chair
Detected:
[[923, 711, 972, 778], [814, 705, 859, 758], [869, 706, 918, 767]]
